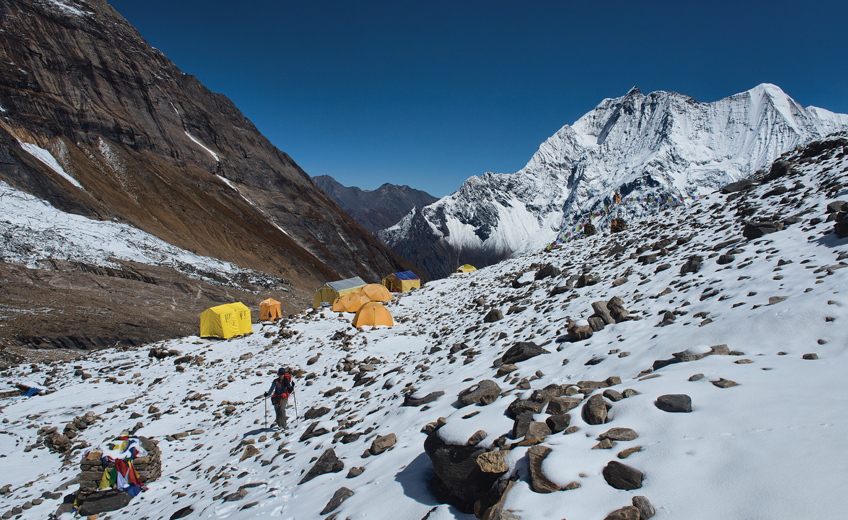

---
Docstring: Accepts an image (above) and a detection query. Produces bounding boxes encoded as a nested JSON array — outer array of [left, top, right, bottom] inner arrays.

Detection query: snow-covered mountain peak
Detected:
[[380, 84, 848, 280]]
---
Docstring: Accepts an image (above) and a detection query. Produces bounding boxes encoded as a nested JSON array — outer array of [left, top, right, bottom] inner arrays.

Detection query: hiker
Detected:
[[265, 368, 294, 429]]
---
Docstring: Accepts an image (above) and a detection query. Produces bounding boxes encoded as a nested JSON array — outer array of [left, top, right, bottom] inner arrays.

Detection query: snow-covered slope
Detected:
[[380, 84, 848, 279], [0, 181, 289, 292], [2, 135, 847, 519]]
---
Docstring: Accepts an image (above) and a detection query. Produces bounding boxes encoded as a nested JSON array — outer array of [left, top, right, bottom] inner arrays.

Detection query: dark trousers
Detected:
[[273, 396, 288, 428]]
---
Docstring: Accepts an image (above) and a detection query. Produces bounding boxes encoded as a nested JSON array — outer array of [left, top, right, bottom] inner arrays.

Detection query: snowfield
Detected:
[[1, 138, 847, 519]]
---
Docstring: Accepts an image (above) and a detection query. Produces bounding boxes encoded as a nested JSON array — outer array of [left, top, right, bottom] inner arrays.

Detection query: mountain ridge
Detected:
[[379, 83, 848, 279], [313, 175, 438, 233]]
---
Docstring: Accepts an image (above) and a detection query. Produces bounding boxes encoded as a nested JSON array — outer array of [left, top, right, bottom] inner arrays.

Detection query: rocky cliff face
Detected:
[[379, 84, 848, 280], [313, 175, 438, 233], [0, 0, 418, 349]]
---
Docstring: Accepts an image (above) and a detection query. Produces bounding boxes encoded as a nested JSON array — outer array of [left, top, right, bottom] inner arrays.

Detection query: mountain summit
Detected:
[[379, 84, 848, 279]]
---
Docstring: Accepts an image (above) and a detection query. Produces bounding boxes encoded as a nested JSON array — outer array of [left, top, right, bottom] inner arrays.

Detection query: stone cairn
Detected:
[[77, 436, 162, 501]]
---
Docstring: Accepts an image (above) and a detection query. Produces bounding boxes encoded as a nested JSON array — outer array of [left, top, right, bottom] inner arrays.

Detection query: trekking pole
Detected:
[[264, 395, 268, 430], [293, 390, 299, 426]]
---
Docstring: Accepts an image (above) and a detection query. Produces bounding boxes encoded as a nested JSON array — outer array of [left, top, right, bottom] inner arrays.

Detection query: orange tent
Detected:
[[360, 283, 393, 302], [259, 298, 281, 321], [331, 293, 371, 313], [352, 302, 394, 328]]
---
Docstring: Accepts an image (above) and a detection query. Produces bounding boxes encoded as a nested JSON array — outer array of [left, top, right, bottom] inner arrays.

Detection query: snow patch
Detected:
[[185, 131, 220, 163], [17, 139, 84, 190]]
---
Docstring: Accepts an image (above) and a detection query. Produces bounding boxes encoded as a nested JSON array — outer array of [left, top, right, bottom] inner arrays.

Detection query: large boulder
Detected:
[[567, 320, 593, 341], [458, 380, 502, 407], [743, 221, 783, 239], [680, 255, 703, 275], [591, 301, 615, 325], [575, 273, 599, 288], [483, 309, 504, 323], [721, 179, 756, 194], [763, 160, 794, 181], [402, 391, 445, 407], [424, 427, 506, 514], [77, 490, 133, 516], [501, 342, 547, 364], [535, 264, 561, 280]]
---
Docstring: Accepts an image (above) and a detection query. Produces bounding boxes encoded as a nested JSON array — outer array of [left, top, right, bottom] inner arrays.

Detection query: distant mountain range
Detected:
[[378, 84, 848, 279], [313, 176, 438, 234]]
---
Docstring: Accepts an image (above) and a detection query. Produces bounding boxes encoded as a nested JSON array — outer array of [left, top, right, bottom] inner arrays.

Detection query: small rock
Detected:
[[604, 505, 641, 520], [617, 446, 642, 459], [320, 487, 354, 515], [346, 467, 365, 478], [545, 396, 582, 415], [599, 428, 638, 441], [240, 445, 260, 462], [458, 380, 502, 407], [299, 449, 344, 484], [545, 414, 571, 433], [802, 353, 819, 360], [483, 309, 504, 323], [602, 460, 644, 490], [369, 433, 397, 455], [592, 439, 617, 450], [528, 446, 560, 493], [467, 430, 487, 446], [583, 394, 609, 425], [633, 496, 656, 519], [769, 296, 788, 305], [655, 394, 692, 413], [688, 373, 704, 381], [476, 450, 509, 473], [501, 342, 548, 365], [712, 378, 739, 388]]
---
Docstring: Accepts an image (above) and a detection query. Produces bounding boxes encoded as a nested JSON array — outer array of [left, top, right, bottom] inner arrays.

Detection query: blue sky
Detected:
[[110, 0, 847, 197]]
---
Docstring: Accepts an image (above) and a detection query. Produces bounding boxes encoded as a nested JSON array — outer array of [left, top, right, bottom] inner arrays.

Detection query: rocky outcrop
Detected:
[[424, 425, 507, 514]]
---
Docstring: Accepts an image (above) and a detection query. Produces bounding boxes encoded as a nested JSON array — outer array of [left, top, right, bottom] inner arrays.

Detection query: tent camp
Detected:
[[260, 298, 282, 321], [331, 293, 371, 313], [360, 283, 393, 302], [352, 302, 393, 328], [382, 271, 420, 292], [455, 264, 477, 273], [313, 277, 367, 308], [200, 302, 252, 339]]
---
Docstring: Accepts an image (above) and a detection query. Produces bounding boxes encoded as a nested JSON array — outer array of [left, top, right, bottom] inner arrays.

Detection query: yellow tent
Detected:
[[331, 293, 371, 313], [200, 303, 252, 339], [455, 264, 477, 273], [313, 276, 367, 308], [360, 283, 393, 302], [260, 298, 282, 321], [228, 302, 253, 335], [352, 302, 394, 328], [382, 271, 420, 292]]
